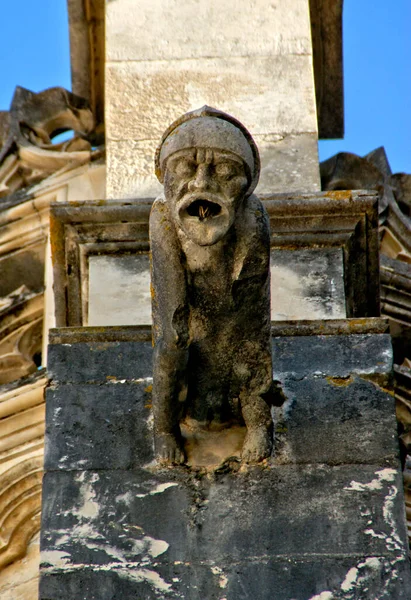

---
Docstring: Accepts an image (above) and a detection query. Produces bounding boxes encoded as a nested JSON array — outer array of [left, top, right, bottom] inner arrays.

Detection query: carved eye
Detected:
[[215, 162, 239, 180], [174, 159, 197, 179]]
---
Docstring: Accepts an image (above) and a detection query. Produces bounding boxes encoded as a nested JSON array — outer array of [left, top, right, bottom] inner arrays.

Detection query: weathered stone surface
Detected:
[[105, 57, 317, 142], [44, 382, 154, 470], [105, 55, 318, 197], [278, 376, 399, 465], [105, 0, 320, 198], [0, 290, 43, 385], [46, 332, 397, 469], [272, 333, 393, 380], [0, 86, 95, 198], [47, 339, 152, 384], [271, 333, 397, 464], [41, 329, 411, 598], [270, 247, 346, 320], [39, 555, 411, 600], [47, 332, 393, 385], [106, 0, 312, 62], [49, 201, 152, 328], [48, 191, 380, 328], [256, 132, 320, 194], [40, 465, 410, 599], [0, 533, 40, 600], [262, 191, 381, 320]]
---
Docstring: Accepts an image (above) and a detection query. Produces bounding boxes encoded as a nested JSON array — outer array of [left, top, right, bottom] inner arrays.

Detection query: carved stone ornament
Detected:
[[0, 86, 95, 198], [150, 106, 279, 465]]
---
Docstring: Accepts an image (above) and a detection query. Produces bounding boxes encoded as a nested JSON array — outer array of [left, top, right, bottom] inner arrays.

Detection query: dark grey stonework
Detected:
[[40, 326, 411, 599], [278, 376, 398, 465], [44, 382, 154, 470], [272, 333, 393, 380], [47, 339, 153, 384]]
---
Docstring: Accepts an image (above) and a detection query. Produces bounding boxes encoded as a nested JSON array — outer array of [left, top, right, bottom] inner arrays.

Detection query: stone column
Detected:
[[105, 0, 320, 198]]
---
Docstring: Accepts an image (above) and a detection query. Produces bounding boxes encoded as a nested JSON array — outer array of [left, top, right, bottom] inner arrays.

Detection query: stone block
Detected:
[[278, 376, 399, 465], [41, 329, 411, 598], [104, 0, 320, 197], [104, 53, 319, 197], [272, 333, 393, 380], [44, 382, 153, 470], [40, 465, 410, 599], [46, 334, 397, 468], [47, 339, 152, 384], [48, 333, 393, 386], [105, 56, 317, 142], [256, 132, 321, 194], [39, 555, 411, 600], [106, 0, 312, 62]]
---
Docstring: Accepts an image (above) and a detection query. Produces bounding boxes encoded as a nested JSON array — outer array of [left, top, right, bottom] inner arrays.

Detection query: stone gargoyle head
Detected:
[[155, 105, 260, 246]]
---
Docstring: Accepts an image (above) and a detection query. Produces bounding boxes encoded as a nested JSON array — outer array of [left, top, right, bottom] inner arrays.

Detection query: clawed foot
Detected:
[[241, 427, 272, 463], [155, 433, 186, 465]]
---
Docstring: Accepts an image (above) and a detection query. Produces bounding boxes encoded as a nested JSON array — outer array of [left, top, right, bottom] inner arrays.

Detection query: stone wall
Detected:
[[40, 322, 411, 599], [105, 0, 320, 198]]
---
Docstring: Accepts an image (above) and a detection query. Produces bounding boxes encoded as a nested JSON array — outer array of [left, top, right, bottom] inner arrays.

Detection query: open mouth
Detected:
[[186, 199, 222, 221]]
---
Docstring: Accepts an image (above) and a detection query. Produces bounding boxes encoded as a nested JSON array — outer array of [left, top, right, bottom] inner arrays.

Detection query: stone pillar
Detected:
[[105, 0, 320, 198]]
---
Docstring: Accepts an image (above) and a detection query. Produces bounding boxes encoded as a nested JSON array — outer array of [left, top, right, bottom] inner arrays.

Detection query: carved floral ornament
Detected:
[[0, 86, 97, 198]]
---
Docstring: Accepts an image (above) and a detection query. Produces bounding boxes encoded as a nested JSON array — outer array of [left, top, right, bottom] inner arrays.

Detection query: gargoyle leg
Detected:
[[152, 341, 188, 464], [240, 393, 273, 463]]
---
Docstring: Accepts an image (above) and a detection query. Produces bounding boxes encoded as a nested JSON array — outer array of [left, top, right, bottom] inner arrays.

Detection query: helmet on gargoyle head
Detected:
[[155, 106, 260, 196]]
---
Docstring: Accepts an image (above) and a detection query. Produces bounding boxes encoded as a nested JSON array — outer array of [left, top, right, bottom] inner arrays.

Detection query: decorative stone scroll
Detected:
[[150, 107, 279, 464]]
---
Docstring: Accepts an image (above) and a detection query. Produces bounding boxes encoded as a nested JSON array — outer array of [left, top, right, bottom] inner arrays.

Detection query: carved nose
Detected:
[[188, 165, 213, 192]]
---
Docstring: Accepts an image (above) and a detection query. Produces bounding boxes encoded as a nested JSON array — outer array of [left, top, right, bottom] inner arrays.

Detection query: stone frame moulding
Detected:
[[50, 200, 152, 327], [261, 190, 380, 319], [50, 191, 380, 328]]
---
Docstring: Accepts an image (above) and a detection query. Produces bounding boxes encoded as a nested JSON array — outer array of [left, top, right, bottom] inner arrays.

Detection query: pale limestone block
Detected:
[[256, 133, 320, 193], [66, 163, 106, 202], [106, 0, 312, 62], [106, 139, 162, 198], [106, 55, 317, 142], [105, 0, 320, 197]]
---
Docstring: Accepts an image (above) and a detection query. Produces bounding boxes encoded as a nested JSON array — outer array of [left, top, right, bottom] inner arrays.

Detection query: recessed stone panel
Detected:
[[88, 254, 151, 326], [270, 247, 346, 320]]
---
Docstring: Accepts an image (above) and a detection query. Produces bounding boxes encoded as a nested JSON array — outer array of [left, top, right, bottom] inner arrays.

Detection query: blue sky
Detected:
[[0, 1, 409, 173]]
